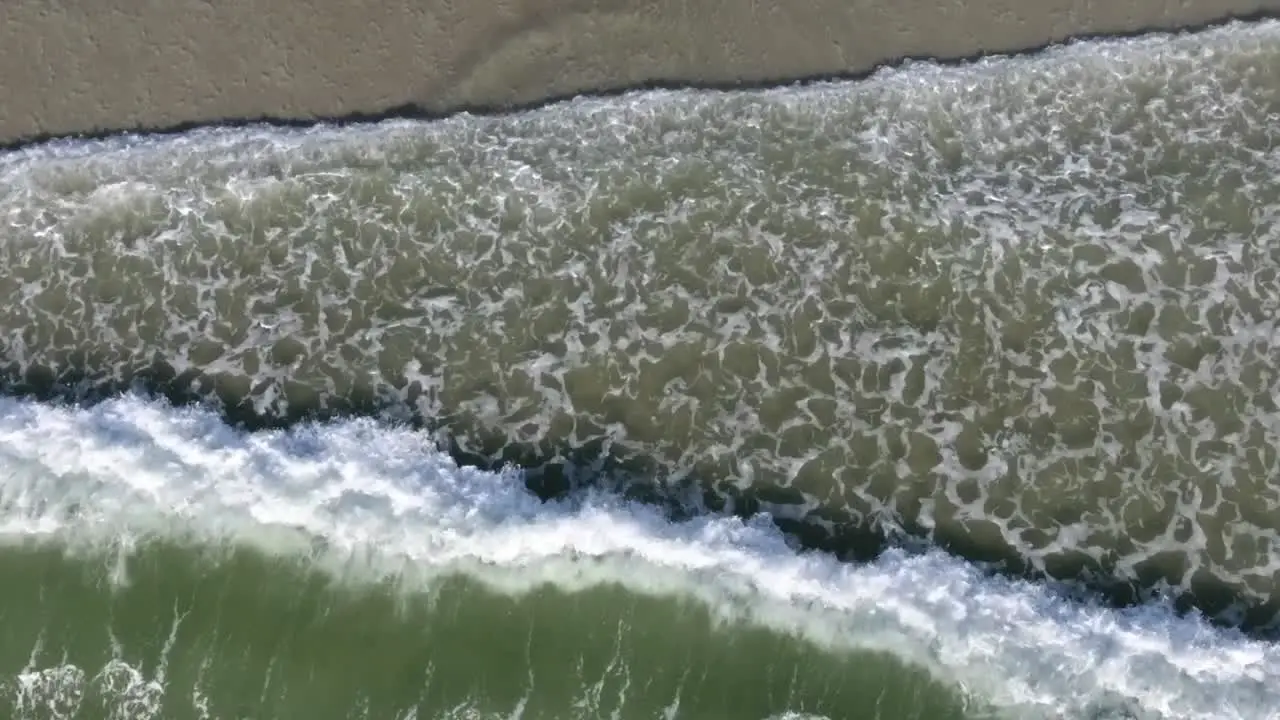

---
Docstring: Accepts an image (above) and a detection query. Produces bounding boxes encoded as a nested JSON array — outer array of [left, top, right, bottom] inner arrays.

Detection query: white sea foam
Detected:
[[0, 395, 1275, 719], [4, 19, 1280, 611]]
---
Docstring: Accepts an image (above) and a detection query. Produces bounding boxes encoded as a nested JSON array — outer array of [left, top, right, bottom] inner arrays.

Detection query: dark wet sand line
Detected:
[[2, 0, 1279, 149]]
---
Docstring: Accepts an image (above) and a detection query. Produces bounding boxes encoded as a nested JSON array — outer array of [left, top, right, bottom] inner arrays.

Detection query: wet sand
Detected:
[[1, 0, 1277, 145]]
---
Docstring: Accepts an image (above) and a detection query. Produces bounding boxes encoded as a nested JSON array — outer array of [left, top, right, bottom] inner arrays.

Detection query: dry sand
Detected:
[[1, 0, 1278, 145]]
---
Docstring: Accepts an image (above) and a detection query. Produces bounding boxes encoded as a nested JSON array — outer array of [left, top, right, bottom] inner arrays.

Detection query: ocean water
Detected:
[[2, 18, 1280, 720]]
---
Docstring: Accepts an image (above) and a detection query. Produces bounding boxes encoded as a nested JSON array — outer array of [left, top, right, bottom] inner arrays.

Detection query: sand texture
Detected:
[[1, 0, 1278, 144]]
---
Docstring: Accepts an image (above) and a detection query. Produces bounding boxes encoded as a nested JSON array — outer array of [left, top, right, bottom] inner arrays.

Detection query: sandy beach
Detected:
[[1, 0, 1277, 145]]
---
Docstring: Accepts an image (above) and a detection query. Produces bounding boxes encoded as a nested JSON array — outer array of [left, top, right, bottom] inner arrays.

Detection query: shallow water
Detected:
[[2, 17, 1280, 720]]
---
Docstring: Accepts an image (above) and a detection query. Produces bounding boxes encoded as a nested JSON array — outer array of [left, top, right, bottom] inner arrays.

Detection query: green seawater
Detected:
[[0, 542, 968, 720]]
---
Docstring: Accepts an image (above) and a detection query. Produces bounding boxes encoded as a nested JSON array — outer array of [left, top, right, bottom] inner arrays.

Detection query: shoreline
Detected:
[[2, 2, 1278, 150]]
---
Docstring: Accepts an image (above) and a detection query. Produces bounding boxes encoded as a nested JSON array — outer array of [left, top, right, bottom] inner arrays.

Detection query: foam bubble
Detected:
[[6, 615, 180, 720], [0, 395, 1276, 719]]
